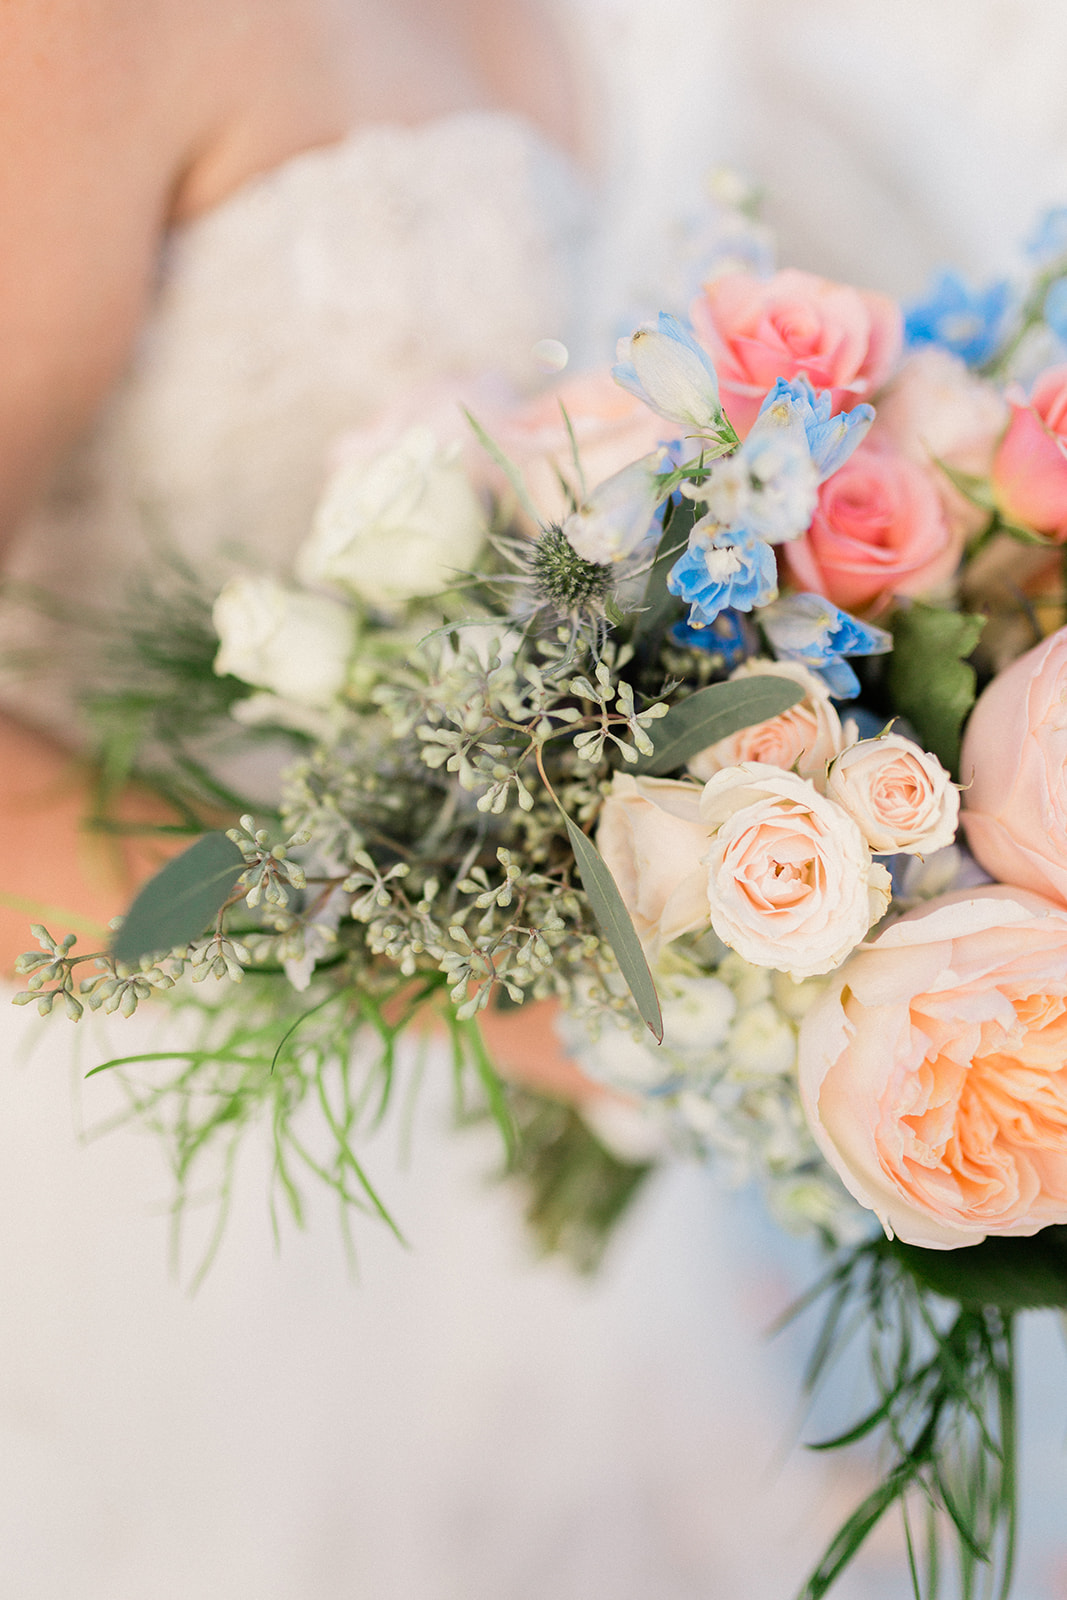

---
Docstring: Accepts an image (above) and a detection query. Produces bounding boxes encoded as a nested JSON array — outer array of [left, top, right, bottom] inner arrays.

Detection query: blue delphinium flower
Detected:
[[759, 592, 891, 699], [1026, 207, 1067, 265], [613, 313, 727, 436], [698, 424, 818, 545], [668, 608, 750, 667], [904, 269, 1013, 367], [667, 520, 777, 627], [1044, 278, 1067, 345], [755, 377, 874, 482]]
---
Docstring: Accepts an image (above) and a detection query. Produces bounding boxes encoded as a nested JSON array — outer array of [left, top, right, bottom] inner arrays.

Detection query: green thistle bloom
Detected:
[[529, 524, 612, 615]]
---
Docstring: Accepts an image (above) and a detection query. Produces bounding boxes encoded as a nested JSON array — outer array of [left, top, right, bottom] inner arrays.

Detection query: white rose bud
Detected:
[[596, 773, 713, 955], [825, 733, 959, 855], [298, 426, 486, 608], [213, 575, 353, 708]]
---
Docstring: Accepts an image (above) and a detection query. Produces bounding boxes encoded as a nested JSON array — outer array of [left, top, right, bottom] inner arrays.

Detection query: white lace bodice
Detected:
[[2, 111, 585, 728]]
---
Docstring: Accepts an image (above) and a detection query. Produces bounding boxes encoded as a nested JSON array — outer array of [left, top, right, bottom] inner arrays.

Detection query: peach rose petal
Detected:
[[799, 888, 1067, 1248]]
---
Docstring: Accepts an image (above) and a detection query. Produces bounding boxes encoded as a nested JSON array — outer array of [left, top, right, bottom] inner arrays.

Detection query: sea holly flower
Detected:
[[904, 269, 1013, 367], [612, 313, 729, 437], [666, 519, 777, 627], [758, 592, 891, 699], [561, 453, 663, 565], [755, 377, 874, 482]]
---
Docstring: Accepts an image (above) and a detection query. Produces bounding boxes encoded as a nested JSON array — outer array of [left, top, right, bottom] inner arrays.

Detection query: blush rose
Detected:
[[991, 365, 1067, 540], [825, 734, 959, 855], [687, 659, 849, 787], [960, 624, 1067, 904], [798, 887, 1067, 1248], [783, 441, 963, 611], [699, 764, 891, 979], [690, 268, 902, 436]]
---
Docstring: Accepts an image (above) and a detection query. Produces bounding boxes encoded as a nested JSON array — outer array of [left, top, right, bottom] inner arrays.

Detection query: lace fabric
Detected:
[[0, 110, 586, 731]]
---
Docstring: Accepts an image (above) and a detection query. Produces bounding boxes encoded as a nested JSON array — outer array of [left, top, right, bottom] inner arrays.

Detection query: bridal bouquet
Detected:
[[16, 190, 1067, 1597]]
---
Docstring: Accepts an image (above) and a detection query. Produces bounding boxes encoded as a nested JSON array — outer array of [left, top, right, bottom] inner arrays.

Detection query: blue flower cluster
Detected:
[[904, 269, 1013, 367], [755, 377, 873, 482], [666, 526, 777, 626], [759, 592, 892, 699], [665, 376, 875, 635]]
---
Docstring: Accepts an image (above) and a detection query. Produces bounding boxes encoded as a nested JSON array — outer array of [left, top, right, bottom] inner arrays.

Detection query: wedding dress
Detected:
[[4, 6, 1067, 1594]]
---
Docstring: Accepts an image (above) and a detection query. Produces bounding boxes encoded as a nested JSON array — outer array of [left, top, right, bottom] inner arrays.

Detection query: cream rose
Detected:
[[212, 575, 353, 708], [699, 764, 891, 979], [596, 774, 712, 954], [687, 660, 848, 787], [798, 887, 1067, 1248], [960, 625, 1067, 904], [826, 734, 959, 855], [298, 426, 486, 609]]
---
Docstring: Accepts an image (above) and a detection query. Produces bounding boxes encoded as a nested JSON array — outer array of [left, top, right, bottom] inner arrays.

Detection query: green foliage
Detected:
[[111, 832, 247, 965], [893, 1227, 1067, 1312], [887, 603, 985, 777], [793, 1238, 1020, 1600], [498, 1089, 653, 1273], [630, 500, 692, 652], [561, 814, 663, 1042], [635, 674, 804, 775]]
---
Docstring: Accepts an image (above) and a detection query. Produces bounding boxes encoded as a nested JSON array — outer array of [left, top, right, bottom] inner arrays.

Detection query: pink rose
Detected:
[[991, 365, 1067, 540], [782, 442, 963, 611], [690, 268, 902, 436], [488, 368, 668, 530], [699, 764, 891, 979], [873, 348, 1008, 538], [960, 625, 1067, 903], [687, 660, 848, 787], [825, 734, 959, 855], [596, 774, 712, 954], [799, 887, 1067, 1248]]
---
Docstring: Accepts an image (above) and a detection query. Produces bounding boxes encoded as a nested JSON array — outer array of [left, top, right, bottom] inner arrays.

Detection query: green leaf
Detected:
[[635, 675, 804, 776], [464, 410, 544, 528], [630, 502, 691, 649], [562, 814, 663, 1042], [887, 602, 985, 777], [111, 831, 247, 965], [893, 1226, 1067, 1312]]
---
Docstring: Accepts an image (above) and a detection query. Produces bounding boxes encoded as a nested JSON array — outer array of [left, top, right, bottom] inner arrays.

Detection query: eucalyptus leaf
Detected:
[[635, 675, 804, 775], [562, 814, 663, 1042], [111, 831, 247, 966]]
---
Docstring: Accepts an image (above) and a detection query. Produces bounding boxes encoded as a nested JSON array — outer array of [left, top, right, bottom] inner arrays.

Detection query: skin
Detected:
[[0, 0, 581, 974]]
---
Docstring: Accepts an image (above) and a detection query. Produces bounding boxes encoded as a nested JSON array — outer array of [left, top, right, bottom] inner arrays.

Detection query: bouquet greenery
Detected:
[[15, 189, 1067, 1598]]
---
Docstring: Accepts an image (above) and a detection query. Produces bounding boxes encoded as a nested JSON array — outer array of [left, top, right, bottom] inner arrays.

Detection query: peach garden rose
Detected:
[[960, 624, 1067, 904], [798, 888, 1067, 1248], [690, 267, 902, 436]]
